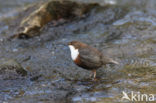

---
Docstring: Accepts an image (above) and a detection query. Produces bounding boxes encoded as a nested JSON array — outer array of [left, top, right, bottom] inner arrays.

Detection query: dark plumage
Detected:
[[68, 41, 119, 80]]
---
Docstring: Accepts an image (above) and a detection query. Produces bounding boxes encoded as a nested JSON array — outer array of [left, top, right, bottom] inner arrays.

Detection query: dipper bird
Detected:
[[68, 41, 119, 80]]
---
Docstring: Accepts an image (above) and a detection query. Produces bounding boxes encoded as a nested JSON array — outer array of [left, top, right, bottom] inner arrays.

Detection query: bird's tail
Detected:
[[102, 56, 119, 65], [109, 59, 119, 65]]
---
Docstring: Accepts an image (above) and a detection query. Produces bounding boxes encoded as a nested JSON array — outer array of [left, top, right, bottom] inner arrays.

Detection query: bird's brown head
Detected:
[[68, 41, 86, 49]]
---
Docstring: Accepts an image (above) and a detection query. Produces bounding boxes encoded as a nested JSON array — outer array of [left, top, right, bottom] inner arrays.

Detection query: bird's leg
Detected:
[[93, 70, 96, 79], [92, 69, 97, 80]]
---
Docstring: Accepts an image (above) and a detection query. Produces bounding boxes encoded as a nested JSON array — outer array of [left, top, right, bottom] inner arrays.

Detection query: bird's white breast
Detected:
[[68, 45, 79, 60]]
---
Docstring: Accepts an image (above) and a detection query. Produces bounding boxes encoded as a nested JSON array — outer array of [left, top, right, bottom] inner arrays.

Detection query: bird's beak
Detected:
[[68, 42, 71, 45]]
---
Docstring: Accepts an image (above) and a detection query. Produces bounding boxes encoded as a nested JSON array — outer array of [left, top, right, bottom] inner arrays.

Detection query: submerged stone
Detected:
[[0, 59, 27, 78]]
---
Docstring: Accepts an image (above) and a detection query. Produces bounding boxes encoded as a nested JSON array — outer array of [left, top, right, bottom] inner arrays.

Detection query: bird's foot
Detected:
[[92, 77, 98, 81]]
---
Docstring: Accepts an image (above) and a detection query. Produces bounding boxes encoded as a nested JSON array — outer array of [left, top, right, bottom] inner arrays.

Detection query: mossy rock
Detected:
[[10, 0, 99, 39]]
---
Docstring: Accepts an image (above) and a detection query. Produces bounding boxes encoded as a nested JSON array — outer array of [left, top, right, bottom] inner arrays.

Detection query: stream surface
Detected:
[[0, 0, 156, 103]]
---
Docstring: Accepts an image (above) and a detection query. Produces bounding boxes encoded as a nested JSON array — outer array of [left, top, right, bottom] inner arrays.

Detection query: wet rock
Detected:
[[0, 59, 27, 79], [11, 0, 99, 39]]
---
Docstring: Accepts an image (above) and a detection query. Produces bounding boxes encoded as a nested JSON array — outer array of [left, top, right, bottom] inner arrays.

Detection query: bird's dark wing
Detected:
[[79, 47, 102, 69]]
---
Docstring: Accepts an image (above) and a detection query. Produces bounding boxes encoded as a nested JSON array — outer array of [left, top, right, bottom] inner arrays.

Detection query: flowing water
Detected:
[[0, 0, 156, 103]]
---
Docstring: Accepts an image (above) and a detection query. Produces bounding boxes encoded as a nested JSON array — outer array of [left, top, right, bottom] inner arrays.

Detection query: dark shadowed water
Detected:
[[0, 0, 156, 103]]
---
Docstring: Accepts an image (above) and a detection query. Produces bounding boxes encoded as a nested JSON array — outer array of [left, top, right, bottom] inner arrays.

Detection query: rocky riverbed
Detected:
[[0, 0, 156, 103]]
